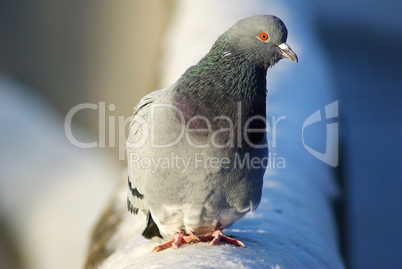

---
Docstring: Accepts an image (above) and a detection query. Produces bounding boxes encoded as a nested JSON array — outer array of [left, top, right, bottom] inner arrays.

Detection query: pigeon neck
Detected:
[[174, 53, 268, 132]]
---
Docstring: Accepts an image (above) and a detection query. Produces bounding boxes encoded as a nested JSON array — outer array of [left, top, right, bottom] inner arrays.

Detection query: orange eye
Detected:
[[259, 32, 269, 41]]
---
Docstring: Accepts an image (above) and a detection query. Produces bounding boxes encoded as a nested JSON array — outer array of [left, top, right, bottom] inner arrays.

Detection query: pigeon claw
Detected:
[[152, 229, 245, 252], [208, 229, 246, 247], [152, 233, 200, 252]]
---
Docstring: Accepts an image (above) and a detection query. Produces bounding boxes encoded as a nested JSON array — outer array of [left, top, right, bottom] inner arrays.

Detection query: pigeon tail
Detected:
[[142, 213, 162, 239]]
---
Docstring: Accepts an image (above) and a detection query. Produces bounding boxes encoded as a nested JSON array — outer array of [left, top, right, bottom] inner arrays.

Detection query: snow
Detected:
[[100, 0, 344, 268]]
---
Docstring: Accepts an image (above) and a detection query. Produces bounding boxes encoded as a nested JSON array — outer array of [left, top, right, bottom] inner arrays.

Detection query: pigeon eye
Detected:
[[258, 32, 269, 41]]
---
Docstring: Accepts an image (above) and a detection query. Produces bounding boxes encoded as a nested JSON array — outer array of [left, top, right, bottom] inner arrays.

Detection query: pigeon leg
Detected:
[[208, 229, 245, 247], [152, 233, 200, 252]]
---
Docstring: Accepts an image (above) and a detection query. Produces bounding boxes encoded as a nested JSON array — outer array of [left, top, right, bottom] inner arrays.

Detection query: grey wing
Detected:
[[126, 88, 165, 215], [129, 89, 165, 129]]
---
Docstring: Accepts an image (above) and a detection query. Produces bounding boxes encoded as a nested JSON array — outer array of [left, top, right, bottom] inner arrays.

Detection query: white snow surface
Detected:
[[101, 0, 344, 268]]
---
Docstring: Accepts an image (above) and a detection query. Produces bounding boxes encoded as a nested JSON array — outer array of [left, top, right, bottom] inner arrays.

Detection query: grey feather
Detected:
[[127, 15, 297, 238]]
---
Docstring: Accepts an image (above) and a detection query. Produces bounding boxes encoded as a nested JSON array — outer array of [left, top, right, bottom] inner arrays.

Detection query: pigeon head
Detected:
[[175, 15, 297, 128], [219, 15, 298, 68]]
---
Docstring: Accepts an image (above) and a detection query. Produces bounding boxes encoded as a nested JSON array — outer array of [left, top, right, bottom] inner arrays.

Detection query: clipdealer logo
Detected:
[[302, 101, 339, 167], [64, 101, 339, 167]]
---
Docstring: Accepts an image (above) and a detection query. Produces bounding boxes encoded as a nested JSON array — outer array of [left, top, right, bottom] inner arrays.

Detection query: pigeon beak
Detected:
[[278, 43, 298, 63]]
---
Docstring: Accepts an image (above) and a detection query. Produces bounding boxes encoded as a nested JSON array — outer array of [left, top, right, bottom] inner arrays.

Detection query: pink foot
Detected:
[[152, 229, 245, 252], [206, 229, 245, 247], [152, 233, 199, 252]]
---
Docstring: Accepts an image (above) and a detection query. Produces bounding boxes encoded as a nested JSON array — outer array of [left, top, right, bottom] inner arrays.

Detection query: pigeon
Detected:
[[126, 15, 297, 252]]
